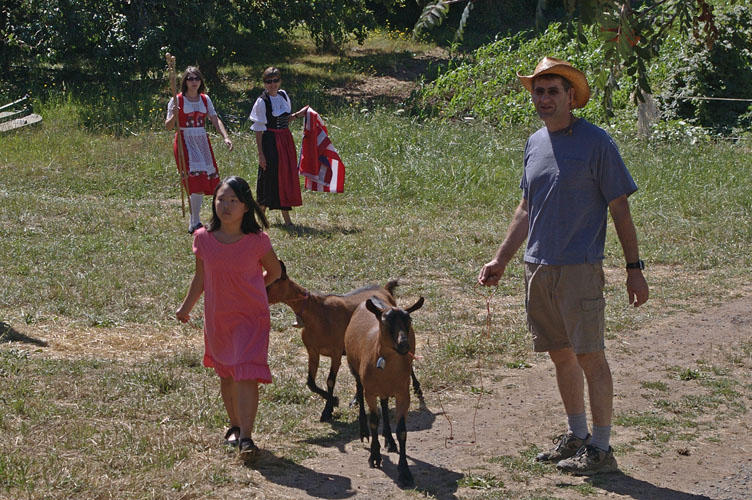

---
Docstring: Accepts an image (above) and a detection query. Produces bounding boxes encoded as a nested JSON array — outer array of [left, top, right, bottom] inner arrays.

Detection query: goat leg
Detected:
[[410, 368, 423, 399], [305, 352, 329, 400], [380, 398, 397, 452], [320, 357, 341, 422], [396, 414, 413, 486], [354, 376, 369, 441], [367, 407, 382, 469], [348, 393, 358, 408]]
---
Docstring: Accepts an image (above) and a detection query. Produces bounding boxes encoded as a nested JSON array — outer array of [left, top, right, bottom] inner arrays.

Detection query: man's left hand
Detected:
[[627, 270, 649, 307]]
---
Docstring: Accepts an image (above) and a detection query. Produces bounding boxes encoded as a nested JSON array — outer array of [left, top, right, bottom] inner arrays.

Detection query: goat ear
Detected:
[[366, 297, 386, 317], [406, 296, 425, 313], [279, 260, 287, 278]]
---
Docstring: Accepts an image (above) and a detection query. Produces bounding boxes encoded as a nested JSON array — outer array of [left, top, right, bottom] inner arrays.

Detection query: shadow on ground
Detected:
[[305, 395, 436, 451], [409, 455, 463, 499], [298, 398, 458, 495], [272, 222, 362, 239], [0, 322, 48, 347], [247, 450, 355, 498], [584, 471, 712, 500], [247, 446, 462, 498]]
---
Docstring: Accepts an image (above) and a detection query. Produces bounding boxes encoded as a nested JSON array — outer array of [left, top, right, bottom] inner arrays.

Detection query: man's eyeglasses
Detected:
[[264, 78, 280, 84], [186, 76, 201, 81], [532, 86, 565, 97]]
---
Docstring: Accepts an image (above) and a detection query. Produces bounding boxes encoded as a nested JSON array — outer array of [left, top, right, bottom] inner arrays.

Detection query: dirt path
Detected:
[[5, 285, 749, 499], [239, 294, 751, 499]]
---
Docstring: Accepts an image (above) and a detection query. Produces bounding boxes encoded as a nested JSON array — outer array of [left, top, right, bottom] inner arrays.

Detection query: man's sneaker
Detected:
[[556, 444, 618, 475], [535, 431, 590, 463]]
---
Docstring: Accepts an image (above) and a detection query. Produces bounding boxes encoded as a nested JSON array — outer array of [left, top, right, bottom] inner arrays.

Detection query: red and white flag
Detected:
[[298, 108, 345, 193]]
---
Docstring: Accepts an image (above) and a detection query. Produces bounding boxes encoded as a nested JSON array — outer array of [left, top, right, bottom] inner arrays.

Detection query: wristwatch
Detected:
[[626, 259, 645, 270]]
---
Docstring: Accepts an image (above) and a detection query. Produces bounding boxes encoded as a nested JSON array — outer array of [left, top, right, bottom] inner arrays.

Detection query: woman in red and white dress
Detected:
[[249, 67, 306, 226], [166, 66, 233, 234]]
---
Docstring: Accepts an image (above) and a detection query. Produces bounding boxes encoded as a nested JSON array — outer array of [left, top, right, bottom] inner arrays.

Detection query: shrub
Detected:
[[412, 23, 632, 128], [657, 5, 752, 133]]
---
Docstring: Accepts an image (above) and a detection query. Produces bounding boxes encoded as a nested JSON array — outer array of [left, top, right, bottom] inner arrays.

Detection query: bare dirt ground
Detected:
[[229, 293, 750, 500], [326, 46, 449, 104], [8, 292, 750, 499]]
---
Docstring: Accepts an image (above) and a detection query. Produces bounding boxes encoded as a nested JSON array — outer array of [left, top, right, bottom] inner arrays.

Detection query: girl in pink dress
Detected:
[[176, 176, 281, 456]]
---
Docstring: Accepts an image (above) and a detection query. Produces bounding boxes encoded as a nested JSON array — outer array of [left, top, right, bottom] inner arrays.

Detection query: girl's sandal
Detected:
[[224, 426, 240, 447], [238, 437, 259, 457]]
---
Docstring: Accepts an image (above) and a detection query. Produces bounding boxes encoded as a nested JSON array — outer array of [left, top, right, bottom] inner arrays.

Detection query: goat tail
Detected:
[[385, 279, 399, 296]]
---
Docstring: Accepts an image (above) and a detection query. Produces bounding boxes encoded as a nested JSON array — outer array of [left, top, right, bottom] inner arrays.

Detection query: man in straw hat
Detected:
[[478, 57, 648, 475]]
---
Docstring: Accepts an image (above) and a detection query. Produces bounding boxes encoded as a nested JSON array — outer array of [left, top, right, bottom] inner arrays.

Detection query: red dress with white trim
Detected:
[[170, 93, 220, 195]]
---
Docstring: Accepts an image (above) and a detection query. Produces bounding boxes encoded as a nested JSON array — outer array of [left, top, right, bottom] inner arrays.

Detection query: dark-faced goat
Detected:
[[344, 295, 424, 486], [266, 261, 422, 422]]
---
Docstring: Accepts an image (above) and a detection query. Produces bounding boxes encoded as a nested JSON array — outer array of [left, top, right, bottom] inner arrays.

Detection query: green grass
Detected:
[[458, 472, 505, 489], [2, 108, 751, 498], [2, 28, 752, 500], [617, 359, 750, 452], [487, 445, 549, 484], [640, 381, 669, 392]]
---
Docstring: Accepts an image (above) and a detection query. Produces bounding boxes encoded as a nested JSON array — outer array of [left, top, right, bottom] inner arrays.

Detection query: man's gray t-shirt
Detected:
[[521, 118, 637, 265]]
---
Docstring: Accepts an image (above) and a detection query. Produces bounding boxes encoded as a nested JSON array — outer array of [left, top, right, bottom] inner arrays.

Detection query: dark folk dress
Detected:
[[254, 90, 302, 210]]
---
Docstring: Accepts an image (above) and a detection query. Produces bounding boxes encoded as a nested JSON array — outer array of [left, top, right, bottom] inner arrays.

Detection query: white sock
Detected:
[[189, 194, 203, 228], [590, 425, 611, 451], [567, 412, 589, 440]]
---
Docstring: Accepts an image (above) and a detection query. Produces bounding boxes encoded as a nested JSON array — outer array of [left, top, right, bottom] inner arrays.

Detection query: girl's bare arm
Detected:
[[260, 248, 282, 286], [176, 257, 205, 322]]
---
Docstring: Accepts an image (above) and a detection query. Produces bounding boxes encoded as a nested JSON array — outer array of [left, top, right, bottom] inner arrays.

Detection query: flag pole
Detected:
[[166, 53, 189, 217]]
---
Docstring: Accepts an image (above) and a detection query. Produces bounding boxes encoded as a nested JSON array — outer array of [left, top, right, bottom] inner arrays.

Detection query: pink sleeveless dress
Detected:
[[193, 227, 272, 382]]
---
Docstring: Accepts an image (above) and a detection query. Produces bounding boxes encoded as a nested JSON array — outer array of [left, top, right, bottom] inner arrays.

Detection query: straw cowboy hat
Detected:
[[517, 57, 591, 109]]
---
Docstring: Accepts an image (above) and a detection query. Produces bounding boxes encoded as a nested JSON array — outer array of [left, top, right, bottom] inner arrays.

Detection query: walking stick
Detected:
[[166, 53, 190, 217]]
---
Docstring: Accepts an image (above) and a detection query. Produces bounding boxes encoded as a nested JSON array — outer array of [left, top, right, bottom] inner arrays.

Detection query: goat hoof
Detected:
[[368, 454, 382, 469], [384, 436, 397, 453], [320, 404, 334, 422]]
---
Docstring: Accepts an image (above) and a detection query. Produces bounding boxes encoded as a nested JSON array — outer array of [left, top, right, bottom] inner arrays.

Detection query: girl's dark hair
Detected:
[[207, 176, 268, 233], [180, 66, 207, 94]]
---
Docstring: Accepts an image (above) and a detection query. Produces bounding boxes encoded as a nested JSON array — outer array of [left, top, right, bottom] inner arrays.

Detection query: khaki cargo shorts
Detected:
[[524, 262, 606, 354]]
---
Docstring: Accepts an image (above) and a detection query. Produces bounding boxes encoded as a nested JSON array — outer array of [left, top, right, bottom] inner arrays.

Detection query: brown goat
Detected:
[[266, 261, 423, 422], [344, 295, 424, 487]]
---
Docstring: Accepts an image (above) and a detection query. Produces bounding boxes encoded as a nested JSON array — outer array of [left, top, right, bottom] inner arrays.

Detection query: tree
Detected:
[[2, 0, 377, 83], [659, 5, 752, 132], [414, 1, 729, 112]]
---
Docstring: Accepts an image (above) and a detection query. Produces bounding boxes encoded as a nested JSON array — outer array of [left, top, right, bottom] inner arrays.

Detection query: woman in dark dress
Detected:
[[249, 67, 307, 226]]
